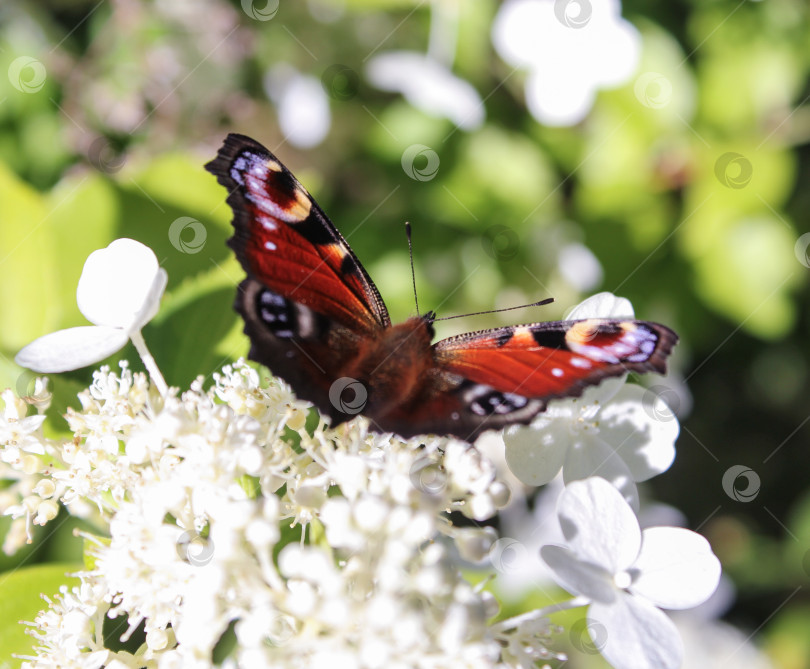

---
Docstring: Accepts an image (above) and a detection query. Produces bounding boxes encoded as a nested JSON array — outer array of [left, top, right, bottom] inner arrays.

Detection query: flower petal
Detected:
[[15, 326, 129, 373], [589, 593, 683, 669], [566, 292, 635, 320], [563, 432, 640, 511], [540, 544, 616, 604], [366, 51, 484, 130], [132, 267, 168, 328], [503, 420, 569, 486], [598, 384, 679, 482], [77, 239, 163, 330], [556, 477, 640, 573], [631, 527, 721, 610], [525, 68, 596, 127]]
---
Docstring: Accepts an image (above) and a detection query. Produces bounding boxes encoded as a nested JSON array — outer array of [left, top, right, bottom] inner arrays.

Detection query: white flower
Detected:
[[366, 51, 484, 130], [15, 239, 167, 375], [492, 0, 640, 126], [503, 292, 678, 508], [0, 388, 46, 455], [264, 65, 331, 148], [541, 477, 721, 669]]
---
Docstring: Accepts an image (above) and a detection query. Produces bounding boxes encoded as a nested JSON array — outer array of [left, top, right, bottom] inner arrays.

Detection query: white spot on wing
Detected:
[[258, 215, 278, 231], [551, 368, 564, 378], [264, 241, 277, 251]]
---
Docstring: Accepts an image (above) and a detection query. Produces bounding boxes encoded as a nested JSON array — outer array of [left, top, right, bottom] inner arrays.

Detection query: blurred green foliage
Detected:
[[0, 0, 809, 666]]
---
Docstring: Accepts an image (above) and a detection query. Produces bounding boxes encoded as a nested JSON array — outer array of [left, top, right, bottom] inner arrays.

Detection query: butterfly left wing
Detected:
[[205, 134, 391, 417], [374, 318, 677, 441], [205, 133, 390, 333]]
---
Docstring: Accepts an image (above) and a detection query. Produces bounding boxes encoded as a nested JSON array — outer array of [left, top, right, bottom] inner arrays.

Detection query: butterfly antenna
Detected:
[[406, 221, 421, 317], [432, 297, 555, 322]]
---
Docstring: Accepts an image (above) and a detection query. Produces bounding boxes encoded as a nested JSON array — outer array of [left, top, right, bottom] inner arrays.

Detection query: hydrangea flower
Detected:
[[4, 361, 557, 667], [366, 51, 484, 130], [541, 477, 721, 669], [264, 65, 331, 148], [15, 238, 168, 394], [492, 0, 640, 126], [365, 0, 484, 130], [503, 292, 678, 508]]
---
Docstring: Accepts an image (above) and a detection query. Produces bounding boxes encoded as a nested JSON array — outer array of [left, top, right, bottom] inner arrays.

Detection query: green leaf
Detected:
[[690, 217, 800, 338], [0, 163, 58, 352], [0, 563, 81, 664], [46, 175, 119, 330], [147, 287, 241, 389]]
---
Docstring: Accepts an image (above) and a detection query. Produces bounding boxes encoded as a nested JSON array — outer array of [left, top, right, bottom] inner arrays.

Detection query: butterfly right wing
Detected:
[[375, 318, 677, 441]]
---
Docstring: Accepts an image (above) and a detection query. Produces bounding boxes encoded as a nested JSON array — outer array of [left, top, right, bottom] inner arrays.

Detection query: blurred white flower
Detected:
[[503, 292, 678, 509], [265, 65, 331, 148], [492, 0, 641, 126], [15, 239, 167, 376], [557, 241, 604, 292], [541, 477, 721, 669], [366, 51, 484, 130]]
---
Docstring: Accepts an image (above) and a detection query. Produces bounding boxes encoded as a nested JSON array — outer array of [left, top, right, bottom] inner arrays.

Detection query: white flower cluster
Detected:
[[2, 362, 560, 668]]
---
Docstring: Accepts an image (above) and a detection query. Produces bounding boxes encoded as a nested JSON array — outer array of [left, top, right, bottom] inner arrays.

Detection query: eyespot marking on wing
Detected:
[[460, 381, 540, 418], [255, 287, 328, 340], [565, 319, 608, 347]]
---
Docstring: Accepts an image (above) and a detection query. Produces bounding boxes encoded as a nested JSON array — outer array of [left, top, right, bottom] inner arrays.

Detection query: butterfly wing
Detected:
[[375, 318, 677, 441], [206, 134, 390, 331], [205, 134, 390, 416]]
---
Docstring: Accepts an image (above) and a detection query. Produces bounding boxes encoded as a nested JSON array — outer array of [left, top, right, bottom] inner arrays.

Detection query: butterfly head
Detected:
[[422, 310, 437, 339]]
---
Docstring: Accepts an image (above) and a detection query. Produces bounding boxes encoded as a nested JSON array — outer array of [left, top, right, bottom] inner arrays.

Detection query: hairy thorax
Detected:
[[340, 318, 434, 415]]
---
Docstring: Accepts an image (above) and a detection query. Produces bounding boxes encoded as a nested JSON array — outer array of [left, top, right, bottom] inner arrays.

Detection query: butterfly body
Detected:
[[207, 134, 677, 442]]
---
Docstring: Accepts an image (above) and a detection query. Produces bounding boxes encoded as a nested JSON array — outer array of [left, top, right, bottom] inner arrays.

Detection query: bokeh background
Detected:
[[0, 0, 809, 666]]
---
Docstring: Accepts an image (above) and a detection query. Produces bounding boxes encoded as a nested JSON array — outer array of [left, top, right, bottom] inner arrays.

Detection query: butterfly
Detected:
[[206, 134, 677, 442]]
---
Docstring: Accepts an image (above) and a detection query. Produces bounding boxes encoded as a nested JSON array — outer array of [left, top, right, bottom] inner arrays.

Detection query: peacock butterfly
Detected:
[[205, 134, 677, 442]]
